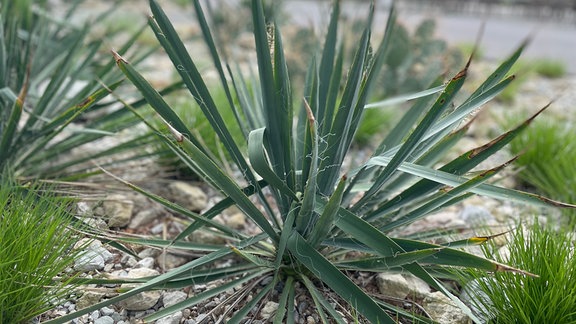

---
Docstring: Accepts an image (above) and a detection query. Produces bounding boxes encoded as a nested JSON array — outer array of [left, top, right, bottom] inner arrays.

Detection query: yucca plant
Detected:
[[48, 0, 575, 322], [0, 0, 177, 180]]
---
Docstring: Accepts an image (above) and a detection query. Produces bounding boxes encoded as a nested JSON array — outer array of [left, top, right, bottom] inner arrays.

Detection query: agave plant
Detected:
[[48, 0, 575, 322], [0, 0, 181, 180]]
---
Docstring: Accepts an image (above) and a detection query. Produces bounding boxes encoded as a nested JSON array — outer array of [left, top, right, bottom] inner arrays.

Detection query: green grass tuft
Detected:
[[0, 180, 84, 323], [462, 221, 576, 323], [531, 59, 567, 79], [508, 117, 576, 225]]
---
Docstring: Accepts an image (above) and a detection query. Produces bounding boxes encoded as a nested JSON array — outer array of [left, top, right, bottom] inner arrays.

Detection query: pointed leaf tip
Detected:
[[111, 50, 128, 64]]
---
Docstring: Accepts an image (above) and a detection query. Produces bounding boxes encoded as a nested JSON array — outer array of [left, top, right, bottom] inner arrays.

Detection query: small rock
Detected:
[[157, 251, 188, 271], [79, 216, 109, 230], [121, 254, 138, 268], [150, 223, 165, 234], [76, 291, 106, 309], [94, 316, 114, 324], [422, 292, 471, 324], [102, 194, 134, 227], [103, 263, 114, 272], [74, 239, 114, 271], [459, 205, 496, 225], [129, 208, 163, 229], [226, 212, 246, 229], [163, 291, 188, 308], [90, 310, 100, 320], [155, 312, 183, 324], [376, 273, 430, 299], [100, 307, 115, 316], [137, 256, 156, 269], [118, 268, 162, 311], [138, 248, 161, 259], [168, 181, 207, 211], [260, 301, 279, 319]]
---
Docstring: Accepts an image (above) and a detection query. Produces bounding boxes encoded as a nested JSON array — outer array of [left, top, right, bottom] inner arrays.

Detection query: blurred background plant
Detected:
[[497, 58, 567, 103], [153, 86, 244, 179], [43, 1, 576, 322], [0, 177, 85, 324], [460, 220, 576, 323], [377, 18, 463, 97], [0, 0, 172, 181], [505, 116, 576, 226]]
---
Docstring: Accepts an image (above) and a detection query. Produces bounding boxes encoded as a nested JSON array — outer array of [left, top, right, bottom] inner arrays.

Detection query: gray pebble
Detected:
[[121, 254, 138, 267], [103, 263, 114, 272], [100, 306, 115, 316], [90, 310, 100, 320], [94, 316, 114, 324], [155, 312, 183, 324], [138, 248, 161, 259], [111, 312, 124, 322], [150, 223, 165, 234], [137, 256, 156, 269], [162, 291, 188, 308]]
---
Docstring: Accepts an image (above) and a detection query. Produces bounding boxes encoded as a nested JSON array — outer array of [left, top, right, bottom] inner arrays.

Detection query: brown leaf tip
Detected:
[[111, 50, 129, 65]]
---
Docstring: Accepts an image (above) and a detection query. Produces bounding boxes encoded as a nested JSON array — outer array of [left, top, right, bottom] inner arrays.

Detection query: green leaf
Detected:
[[248, 127, 297, 199], [286, 231, 395, 323], [274, 276, 295, 324], [296, 100, 319, 235], [336, 248, 442, 270], [308, 175, 347, 248], [354, 66, 469, 210], [301, 275, 341, 324]]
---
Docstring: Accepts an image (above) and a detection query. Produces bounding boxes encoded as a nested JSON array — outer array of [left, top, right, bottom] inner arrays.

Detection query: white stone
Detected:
[[155, 312, 183, 324], [168, 181, 207, 211], [136, 257, 156, 269], [422, 292, 471, 324], [74, 239, 114, 271], [138, 248, 161, 259], [103, 194, 134, 227], [226, 212, 246, 229], [129, 208, 162, 229], [376, 273, 430, 299], [100, 307, 115, 316], [260, 301, 279, 319], [94, 316, 114, 324], [162, 291, 188, 308], [459, 205, 496, 225], [157, 251, 188, 271], [118, 268, 162, 311], [76, 291, 106, 310]]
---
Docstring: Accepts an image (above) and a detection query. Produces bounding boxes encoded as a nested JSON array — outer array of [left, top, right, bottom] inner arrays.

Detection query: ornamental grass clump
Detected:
[[507, 117, 576, 226], [0, 179, 84, 324], [462, 222, 576, 323], [49, 0, 575, 322]]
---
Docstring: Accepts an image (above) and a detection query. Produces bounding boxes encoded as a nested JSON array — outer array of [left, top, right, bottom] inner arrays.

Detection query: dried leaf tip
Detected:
[[303, 98, 315, 123], [111, 50, 128, 64]]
